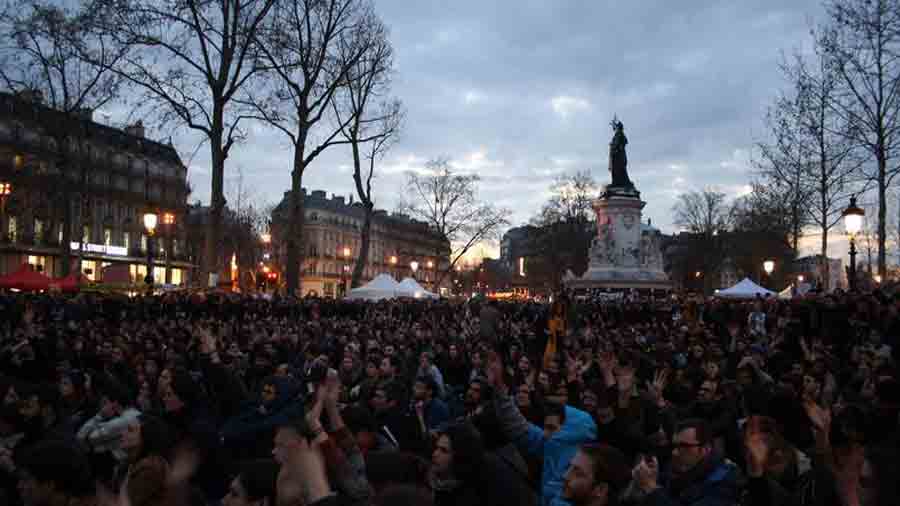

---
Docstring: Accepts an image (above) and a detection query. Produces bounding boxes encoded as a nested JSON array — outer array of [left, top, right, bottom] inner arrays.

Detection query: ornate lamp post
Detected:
[[842, 196, 864, 291], [410, 260, 419, 281], [142, 211, 158, 294]]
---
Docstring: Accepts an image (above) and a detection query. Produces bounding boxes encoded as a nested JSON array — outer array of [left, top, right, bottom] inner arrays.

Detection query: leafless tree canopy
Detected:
[[91, 0, 277, 283], [247, 0, 388, 294], [818, 0, 900, 277], [672, 188, 731, 236], [332, 21, 403, 288], [401, 159, 511, 283], [0, 0, 129, 113]]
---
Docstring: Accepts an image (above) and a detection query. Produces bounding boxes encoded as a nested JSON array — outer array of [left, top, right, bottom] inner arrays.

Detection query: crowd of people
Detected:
[[0, 288, 898, 506]]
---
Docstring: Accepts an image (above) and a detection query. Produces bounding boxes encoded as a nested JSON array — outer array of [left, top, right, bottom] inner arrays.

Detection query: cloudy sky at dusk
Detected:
[[158, 0, 830, 256]]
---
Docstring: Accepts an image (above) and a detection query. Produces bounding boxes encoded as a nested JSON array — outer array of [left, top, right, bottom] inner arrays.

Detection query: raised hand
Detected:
[[803, 396, 831, 434], [633, 455, 660, 493], [743, 416, 770, 478], [646, 369, 669, 408]]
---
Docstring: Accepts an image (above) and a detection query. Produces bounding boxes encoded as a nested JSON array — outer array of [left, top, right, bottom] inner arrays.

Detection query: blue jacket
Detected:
[[640, 456, 740, 506], [493, 391, 596, 506]]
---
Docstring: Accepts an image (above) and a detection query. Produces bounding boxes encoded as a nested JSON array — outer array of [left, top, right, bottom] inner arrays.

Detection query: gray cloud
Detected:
[[171, 0, 823, 240]]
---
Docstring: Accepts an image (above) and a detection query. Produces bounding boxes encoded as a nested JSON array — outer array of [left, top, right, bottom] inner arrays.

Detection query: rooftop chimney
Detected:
[[125, 120, 145, 138], [15, 89, 44, 105]]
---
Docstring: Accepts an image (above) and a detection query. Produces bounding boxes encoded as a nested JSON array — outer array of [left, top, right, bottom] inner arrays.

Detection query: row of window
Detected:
[[3, 217, 181, 256], [2, 125, 185, 179]]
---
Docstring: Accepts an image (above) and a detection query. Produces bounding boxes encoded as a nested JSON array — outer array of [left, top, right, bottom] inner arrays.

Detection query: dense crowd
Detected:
[[0, 289, 898, 506]]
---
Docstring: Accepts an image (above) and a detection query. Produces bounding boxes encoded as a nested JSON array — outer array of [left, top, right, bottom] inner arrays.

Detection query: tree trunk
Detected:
[[352, 205, 371, 288], [204, 107, 227, 289], [821, 226, 829, 291], [878, 154, 887, 278], [285, 144, 306, 296], [205, 143, 225, 289]]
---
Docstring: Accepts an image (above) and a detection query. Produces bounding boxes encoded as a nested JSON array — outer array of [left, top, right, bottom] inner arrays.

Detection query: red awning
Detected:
[[51, 272, 86, 293], [0, 264, 53, 291]]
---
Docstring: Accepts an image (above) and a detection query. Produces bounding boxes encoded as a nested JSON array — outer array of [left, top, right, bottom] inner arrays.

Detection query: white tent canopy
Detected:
[[716, 278, 776, 299], [345, 274, 400, 301], [778, 282, 811, 300], [397, 277, 438, 299]]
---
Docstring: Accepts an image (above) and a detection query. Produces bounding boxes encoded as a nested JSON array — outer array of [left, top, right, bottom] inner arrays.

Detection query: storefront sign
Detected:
[[69, 242, 128, 257]]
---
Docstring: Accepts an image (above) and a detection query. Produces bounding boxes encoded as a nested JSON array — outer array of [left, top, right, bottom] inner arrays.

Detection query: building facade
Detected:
[[793, 255, 845, 292], [272, 190, 451, 297], [0, 91, 192, 286]]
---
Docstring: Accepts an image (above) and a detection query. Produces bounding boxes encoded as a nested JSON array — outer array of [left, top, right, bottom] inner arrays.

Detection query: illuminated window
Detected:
[[57, 227, 62, 244], [123, 232, 130, 249], [27, 255, 45, 271], [104, 228, 112, 246], [8, 216, 17, 241], [171, 268, 183, 285], [81, 260, 96, 281], [13, 154, 23, 170], [34, 219, 44, 242], [82, 225, 90, 243], [141, 234, 147, 251]]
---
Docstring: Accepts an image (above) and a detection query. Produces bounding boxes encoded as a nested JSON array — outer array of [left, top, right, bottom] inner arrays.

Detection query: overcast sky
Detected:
[[169, 0, 828, 257]]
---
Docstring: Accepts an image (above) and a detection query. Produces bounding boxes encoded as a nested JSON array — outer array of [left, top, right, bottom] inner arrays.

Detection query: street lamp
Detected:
[[341, 246, 351, 295], [763, 260, 774, 275], [0, 182, 10, 236], [261, 232, 271, 244], [842, 196, 865, 291], [142, 211, 158, 294], [410, 260, 419, 280], [797, 275, 804, 283]]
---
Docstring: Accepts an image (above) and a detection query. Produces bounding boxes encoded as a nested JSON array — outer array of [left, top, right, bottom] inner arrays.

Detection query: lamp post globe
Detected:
[[142, 211, 158, 294], [763, 260, 774, 275], [842, 196, 865, 291]]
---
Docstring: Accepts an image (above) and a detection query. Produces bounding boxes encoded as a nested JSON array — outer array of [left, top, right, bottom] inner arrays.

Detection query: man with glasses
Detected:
[[629, 418, 739, 505]]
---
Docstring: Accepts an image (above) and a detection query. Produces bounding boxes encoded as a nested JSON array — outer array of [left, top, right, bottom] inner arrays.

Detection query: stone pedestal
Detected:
[[566, 186, 671, 291]]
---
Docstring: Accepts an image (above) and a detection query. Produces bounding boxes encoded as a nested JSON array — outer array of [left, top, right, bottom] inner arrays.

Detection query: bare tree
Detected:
[[527, 171, 598, 287], [334, 32, 404, 288], [222, 167, 271, 290], [672, 188, 731, 293], [0, 0, 131, 274], [754, 95, 815, 257], [400, 159, 512, 287], [329, 18, 402, 289], [774, 48, 865, 289], [245, 0, 386, 295], [95, 0, 277, 286], [818, 0, 900, 278]]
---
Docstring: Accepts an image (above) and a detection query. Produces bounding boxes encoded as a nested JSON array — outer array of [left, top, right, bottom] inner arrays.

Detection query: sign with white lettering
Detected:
[[69, 242, 128, 257]]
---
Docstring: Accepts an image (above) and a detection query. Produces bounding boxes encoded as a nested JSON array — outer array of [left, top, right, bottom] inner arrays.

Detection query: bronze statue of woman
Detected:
[[609, 118, 634, 188]]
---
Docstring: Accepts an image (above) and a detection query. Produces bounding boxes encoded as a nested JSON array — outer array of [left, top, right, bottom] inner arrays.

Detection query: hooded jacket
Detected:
[[492, 389, 596, 506]]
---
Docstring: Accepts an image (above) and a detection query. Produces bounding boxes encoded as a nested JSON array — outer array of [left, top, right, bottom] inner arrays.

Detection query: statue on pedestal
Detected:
[[608, 117, 635, 190]]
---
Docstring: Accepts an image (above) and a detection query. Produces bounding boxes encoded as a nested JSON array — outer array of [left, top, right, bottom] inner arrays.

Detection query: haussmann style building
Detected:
[[0, 90, 192, 287]]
